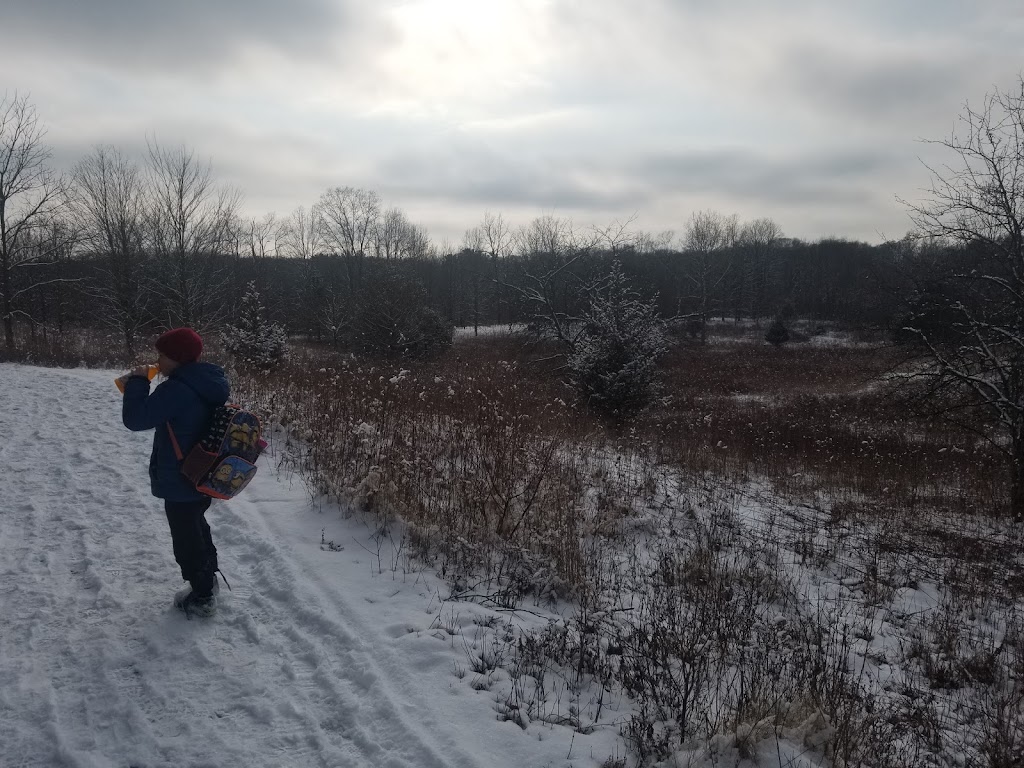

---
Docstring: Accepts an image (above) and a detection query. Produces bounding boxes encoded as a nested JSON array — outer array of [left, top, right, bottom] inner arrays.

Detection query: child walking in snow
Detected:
[[120, 327, 229, 618]]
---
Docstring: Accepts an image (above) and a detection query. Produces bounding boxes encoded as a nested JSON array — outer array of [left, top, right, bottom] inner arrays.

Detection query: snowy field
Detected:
[[0, 364, 619, 768]]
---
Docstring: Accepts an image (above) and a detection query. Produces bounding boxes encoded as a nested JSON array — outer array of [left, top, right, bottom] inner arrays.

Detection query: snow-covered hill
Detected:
[[0, 364, 617, 768]]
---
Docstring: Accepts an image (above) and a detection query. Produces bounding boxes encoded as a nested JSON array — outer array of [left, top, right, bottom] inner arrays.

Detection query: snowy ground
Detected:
[[0, 364, 620, 768], [453, 324, 525, 339]]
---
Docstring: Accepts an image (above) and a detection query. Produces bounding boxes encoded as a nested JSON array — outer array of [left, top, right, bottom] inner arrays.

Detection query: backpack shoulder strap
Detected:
[[167, 423, 185, 461]]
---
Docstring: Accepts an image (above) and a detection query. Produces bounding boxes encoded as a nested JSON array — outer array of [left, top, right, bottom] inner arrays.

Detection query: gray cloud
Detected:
[[776, 43, 996, 130], [369, 137, 904, 230], [2, 0, 379, 72], [630, 147, 899, 207], [374, 143, 637, 211]]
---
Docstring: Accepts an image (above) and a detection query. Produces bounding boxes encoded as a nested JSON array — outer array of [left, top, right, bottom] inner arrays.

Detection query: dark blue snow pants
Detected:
[[165, 498, 218, 598]]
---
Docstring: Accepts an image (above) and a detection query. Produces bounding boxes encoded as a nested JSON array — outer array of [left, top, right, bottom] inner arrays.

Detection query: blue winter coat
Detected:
[[122, 362, 230, 502]]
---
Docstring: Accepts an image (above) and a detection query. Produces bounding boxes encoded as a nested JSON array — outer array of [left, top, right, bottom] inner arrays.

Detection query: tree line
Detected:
[[2, 92, 920, 359]]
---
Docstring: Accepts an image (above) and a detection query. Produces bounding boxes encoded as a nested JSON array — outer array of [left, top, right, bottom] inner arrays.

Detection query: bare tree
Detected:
[[462, 211, 515, 328], [71, 145, 149, 357], [900, 77, 1024, 519], [481, 211, 513, 261], [0, 93, 69, 352], [375, 206, 411, 260], [278, 205, 326, 335], [372, 206, 429, 261], [483, 211, 513, 325], [460, 227, 486, 335], [279, 205, 323, 260], [19, 216, 78, 344], [146, 141, 241, 329], [511, 215, 600, 337], [220, 213, 245, 260], [592, 213, 640, 255], [511, 253, 588, 347], [735, 217, 781, 324], [515, 214, 577, 258], [245, 212, 280, 260], [402, 222, 431, 260], [318, 186, 380, 291], [683, 210, 737, 343], [635, 229, 675, 254]]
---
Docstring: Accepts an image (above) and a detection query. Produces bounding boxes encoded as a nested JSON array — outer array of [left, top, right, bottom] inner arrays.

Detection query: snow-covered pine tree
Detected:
[[567, 262, 667, 418], [222, 281, 288, 369]]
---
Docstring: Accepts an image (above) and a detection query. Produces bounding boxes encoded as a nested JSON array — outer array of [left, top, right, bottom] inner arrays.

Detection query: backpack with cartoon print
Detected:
[[168, 404, 267, 500]]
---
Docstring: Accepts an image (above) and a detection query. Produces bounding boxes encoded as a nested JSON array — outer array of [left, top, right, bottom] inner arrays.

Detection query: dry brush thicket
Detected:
[[238, 328, 1020, 766]]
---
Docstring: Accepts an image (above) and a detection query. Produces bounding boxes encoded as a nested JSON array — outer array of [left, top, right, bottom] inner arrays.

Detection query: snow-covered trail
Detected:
[[0, 365, 589, 768]]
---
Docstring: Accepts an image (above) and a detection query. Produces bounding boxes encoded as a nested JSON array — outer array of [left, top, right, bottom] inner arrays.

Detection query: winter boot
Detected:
[[174, 588, 217, 618], [173, 574, 219, 618], [173, 578, 220, 605]]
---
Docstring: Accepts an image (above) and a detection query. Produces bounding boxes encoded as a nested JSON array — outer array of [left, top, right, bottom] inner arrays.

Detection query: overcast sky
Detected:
[[3, 0, 1022, 246]]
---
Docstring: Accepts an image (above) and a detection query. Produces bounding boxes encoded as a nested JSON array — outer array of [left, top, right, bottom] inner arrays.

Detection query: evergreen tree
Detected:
[[222, 281, 288, 369], [567, 262, 667, 418]]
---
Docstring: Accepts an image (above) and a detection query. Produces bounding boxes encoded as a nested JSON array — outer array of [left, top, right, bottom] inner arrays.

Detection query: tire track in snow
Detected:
[[212, 488, 483, 768]]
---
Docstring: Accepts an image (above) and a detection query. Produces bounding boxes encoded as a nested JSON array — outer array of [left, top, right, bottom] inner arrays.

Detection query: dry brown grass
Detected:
[[230, 332, 1024, 766], [233, 332, 1007, 596], [235, 336, 600, 601], [647, 340, 1004, 516]]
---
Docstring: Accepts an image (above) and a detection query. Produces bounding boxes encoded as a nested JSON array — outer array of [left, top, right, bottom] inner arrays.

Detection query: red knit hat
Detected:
[[155, 327, 203, 364]]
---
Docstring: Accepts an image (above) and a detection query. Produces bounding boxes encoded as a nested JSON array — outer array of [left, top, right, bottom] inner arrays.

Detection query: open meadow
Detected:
[[220, 323, 1022, 767]]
